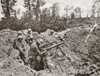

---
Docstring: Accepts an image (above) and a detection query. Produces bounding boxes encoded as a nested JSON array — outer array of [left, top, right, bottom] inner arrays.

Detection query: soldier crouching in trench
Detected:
[[25, 29, 33, 46], [13, 31, 30, 66], [28, 38, 46, 71], [22, 28, 46, 70]]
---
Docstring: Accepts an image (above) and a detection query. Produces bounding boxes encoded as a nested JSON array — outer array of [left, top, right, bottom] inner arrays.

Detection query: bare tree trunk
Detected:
[[28, 0, 31, 26], [35, 0, 40, 21], [28, 0, 31, 14], [6, 0, 10, 19], [14, 10, 17, 18]]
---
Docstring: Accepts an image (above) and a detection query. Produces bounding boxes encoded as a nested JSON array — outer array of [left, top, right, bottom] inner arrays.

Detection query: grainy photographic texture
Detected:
[[0, 0, 100, 76]]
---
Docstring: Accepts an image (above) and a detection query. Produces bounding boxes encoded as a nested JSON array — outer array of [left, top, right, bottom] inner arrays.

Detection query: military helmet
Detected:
[[37, 38, 44, 44], [18, 31, 22, 34], [17, 35, 23, 39], [27, 29, 32, 33], [27, 29, 32, 36], [28, 28, 31, 31], [17, 31, 23, 36]]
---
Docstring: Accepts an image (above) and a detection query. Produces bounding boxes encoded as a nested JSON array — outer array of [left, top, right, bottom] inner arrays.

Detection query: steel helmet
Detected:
[[17, 35, 23, 39], [17, 31, 23, 36], [37, 38, 44, 44]]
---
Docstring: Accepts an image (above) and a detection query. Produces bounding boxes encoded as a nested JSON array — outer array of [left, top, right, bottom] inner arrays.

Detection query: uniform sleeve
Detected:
[[35, 43, 46, 55], [16, 42, 25, 55]]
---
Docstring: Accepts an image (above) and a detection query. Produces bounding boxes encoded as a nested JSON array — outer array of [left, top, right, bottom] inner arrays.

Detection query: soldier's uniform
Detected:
[[29, 41, 39, 69], [25, 29, 33, 46], [13, 32, 30, 65], [29, 39, 46, 70]]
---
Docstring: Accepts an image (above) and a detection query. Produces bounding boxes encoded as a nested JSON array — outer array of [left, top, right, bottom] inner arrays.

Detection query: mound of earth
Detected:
[[0, 25, 100, 76]]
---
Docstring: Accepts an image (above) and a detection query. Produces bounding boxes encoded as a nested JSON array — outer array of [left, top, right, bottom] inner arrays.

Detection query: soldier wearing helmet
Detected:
[[28, 38, 46, 70], [13, 31, 23, 49], [25, 29, 33, 46], [13, 31, 29, 65]]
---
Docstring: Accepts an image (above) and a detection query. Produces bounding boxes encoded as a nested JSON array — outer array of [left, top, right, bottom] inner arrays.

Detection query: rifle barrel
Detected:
[[45, 42, 64, 50]]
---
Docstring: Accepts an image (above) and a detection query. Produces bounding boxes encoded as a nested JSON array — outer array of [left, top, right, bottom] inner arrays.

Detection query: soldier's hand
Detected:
[[44, 50, 46, 53], [42, 48, 46, 52], [42, 49, 46, 54], [39, 50, 46, 55]]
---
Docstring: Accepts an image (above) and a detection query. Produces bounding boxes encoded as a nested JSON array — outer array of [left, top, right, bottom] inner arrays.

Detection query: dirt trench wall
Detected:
[[39, 27, 100, 76]]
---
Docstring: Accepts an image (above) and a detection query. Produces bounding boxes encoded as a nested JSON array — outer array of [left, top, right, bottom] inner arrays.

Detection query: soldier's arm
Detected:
[[40, 48, 46, 54], [37, 49, 46, 55], [35, 45, 46, 55], [16, 43, 25, 55], [36, 46, 42, 55], [39, 50, 46, 55]]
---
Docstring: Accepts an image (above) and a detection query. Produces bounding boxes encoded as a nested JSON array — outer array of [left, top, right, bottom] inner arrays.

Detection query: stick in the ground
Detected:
[[85, 21, 98, 42]]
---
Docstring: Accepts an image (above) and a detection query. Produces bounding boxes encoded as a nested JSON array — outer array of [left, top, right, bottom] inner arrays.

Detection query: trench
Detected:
[[29, 56, 46, 71], [34, 59, 45, 71]]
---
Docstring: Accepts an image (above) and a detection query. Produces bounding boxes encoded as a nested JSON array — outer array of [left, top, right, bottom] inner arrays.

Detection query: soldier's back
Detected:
[[29, 42, 39, 57]]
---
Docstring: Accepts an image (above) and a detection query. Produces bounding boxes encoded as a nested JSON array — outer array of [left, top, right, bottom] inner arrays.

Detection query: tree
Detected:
[[64, 5, 73, 18], [13, 9, 21, 18], [41, 8, 49, 19], [71, 13, 75, 19], [40, 7, 52, 24], [64, 5, 69, 18], [86, 10, 90, 18], [24, 0, 45, 21], [1, 0, 17, 19], [92, 0, 100, 17], [51, 3, 59, 19], [74, 7, 82, 18], [24, 0, 31, 13], [91, 3, 96, 18]]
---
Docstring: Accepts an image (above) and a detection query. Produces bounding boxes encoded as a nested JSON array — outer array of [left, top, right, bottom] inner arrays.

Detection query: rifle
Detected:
[[39, 41, 58, 48], [42, 42, 64, 51]]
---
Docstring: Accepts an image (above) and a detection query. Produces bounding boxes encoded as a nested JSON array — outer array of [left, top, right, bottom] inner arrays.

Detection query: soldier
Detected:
[[29, 38, 46, 70], [13, 31, 30, 65], [13, 31, 23, 49], [25, 29, 33, 46]]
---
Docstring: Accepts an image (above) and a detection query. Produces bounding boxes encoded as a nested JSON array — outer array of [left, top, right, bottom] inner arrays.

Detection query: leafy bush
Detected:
[[0, 16, 92, 33]]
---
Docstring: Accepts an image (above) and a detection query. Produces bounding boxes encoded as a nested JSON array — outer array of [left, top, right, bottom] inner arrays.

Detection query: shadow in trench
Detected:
[[34, 59, 45, 71]]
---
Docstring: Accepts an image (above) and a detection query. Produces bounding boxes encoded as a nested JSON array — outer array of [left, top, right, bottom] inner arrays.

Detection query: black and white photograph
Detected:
[[0, 0, 100, 76]]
